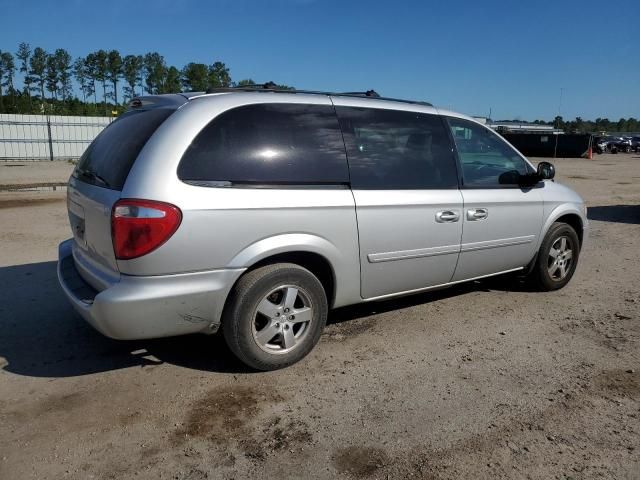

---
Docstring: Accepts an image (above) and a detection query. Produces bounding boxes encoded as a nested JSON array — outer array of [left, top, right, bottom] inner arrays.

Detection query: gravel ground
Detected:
[[0, 154, 638, 480]]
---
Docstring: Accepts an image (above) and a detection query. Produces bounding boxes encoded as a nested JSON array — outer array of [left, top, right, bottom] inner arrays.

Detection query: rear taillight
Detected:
[[111, 199, 182, 260]]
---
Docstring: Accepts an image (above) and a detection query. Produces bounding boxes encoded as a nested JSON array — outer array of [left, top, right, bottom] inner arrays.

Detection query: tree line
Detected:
[[511, 116, 639, 134], [549, 116, 639, 135], [0, 42, 289, 116], [0, 42, 638, 132]]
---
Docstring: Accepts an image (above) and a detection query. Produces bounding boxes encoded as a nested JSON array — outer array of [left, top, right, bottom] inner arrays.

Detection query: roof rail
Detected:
[[340, 90, 380, 98], [205, 81, 285, 94], [203, 82, 432, 107]]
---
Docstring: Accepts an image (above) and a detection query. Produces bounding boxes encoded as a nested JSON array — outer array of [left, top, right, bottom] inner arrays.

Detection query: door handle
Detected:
[[435, 210, 460, 223], [467, 208, 489, 221]]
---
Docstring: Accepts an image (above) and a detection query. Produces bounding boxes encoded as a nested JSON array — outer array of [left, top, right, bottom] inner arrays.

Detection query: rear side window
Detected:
[[336, 107, 458, 189], [75, 108, 174, 190], [178, 103, 349, 185]]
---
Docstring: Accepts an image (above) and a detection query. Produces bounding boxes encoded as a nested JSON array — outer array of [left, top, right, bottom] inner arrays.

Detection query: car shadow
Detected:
[[587, 205, 640, 225], [0, 261, 254, 378], [327, 269, 544, 324], [329, 281, 482, 325], [0, 260, 528, 378]]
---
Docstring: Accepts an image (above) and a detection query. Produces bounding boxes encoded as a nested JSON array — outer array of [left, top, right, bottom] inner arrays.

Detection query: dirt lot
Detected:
[[0, 160, 73, 187], [0, 154, 638, 480]]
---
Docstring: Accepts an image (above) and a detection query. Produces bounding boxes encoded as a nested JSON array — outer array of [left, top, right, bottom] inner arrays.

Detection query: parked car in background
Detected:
[[606, 137, 632, 153], [593, 136, 608, 154], [629, 136, 640, 152], [58, 86, 588, 370]]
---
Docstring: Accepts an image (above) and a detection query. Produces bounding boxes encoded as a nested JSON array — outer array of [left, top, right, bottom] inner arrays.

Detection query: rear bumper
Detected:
[[57, 239, 245, 340]]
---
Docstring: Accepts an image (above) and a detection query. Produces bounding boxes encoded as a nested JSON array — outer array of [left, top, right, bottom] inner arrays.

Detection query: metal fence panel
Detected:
[[0, 114, 112, 161], [501, 133, 592, 158]]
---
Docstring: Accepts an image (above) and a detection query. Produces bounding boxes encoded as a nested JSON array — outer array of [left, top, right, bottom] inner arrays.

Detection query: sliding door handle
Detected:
[[467, 208, 489, 221], [436, 210, 460, 223]]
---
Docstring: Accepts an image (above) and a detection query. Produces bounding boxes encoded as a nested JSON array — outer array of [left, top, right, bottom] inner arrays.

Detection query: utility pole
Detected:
[[558, 87, 563, 115]]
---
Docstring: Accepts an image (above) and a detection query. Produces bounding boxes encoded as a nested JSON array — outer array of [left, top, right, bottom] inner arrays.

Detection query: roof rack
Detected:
[[203, 82, 432, 107], [340, 90, 380, 98]]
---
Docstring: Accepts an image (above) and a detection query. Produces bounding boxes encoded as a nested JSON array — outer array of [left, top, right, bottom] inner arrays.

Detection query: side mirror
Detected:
[[537, 161, 555, 180]]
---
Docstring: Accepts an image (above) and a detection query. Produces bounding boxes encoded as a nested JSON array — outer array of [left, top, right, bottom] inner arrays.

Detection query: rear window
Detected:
[[336, 106, 458, 189], [178, 103, 349, 185], [75, 108, 174, 190]]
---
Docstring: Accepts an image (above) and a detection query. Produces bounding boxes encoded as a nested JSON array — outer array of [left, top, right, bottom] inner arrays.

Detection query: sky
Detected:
[[1, 0, 639, 120]]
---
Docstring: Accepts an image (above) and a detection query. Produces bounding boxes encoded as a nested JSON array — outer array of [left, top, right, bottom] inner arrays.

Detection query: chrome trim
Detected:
[[435, 210, 460, 223], [114, 205, 166, 218], [367, 244, 460, 263], [367, 235, 535, 264], [466, 208, 488, 221], [460, 235, 535, 253]]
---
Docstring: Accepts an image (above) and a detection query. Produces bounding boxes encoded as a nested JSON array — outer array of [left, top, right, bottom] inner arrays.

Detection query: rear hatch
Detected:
[[68, 105, 177, 285]]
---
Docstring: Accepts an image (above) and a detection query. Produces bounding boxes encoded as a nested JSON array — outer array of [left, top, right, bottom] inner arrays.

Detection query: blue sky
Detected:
[[1, 0, 638, 120]]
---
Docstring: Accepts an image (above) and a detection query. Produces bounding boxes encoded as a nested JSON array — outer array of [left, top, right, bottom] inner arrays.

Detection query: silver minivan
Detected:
[[58, 87, 588, 370]]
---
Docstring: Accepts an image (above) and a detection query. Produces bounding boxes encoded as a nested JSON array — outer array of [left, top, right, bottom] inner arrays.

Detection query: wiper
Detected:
[[79, 170, 110, 187]]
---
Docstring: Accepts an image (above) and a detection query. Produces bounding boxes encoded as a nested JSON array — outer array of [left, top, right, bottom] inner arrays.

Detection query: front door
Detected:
[[333, 101, 463, 299], [446, 117, 544, 281]]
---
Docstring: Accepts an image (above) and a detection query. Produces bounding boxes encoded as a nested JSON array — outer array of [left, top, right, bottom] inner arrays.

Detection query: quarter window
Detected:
[[336, 107, 458, 189], [447, 117, 532, 187], [178, 103, 349, 185], [75, 108, 174, 190]]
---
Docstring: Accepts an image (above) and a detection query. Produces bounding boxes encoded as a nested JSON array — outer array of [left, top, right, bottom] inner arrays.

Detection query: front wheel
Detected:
[[528, 222, 580, 291], [222, 263, 328, 371]]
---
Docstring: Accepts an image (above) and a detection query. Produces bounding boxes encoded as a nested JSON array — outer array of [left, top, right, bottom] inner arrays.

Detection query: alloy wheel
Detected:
[[547, 236, 573, 280], [251, 285, 314, 354]]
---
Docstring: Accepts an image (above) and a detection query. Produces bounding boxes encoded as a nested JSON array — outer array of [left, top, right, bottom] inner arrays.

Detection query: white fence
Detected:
[[0, 114, 112, 161]]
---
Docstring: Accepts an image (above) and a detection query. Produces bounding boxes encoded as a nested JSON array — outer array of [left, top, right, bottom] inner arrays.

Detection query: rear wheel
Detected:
[[529, 222, 580, 291], [222, 263, 328, 370]]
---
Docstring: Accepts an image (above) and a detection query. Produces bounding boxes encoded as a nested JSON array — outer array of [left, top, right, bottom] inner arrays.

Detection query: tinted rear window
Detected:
[[178, 103, 349, 185], [75, 108, 174, 190], [336, 106, 458, 189]]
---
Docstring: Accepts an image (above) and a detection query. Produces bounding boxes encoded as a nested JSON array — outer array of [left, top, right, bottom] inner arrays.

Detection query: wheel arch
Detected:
[[526, 205, 585, 274], [542, 205, 585, 247], [554, 213, 584, 246], [226, 233, 342, 307]]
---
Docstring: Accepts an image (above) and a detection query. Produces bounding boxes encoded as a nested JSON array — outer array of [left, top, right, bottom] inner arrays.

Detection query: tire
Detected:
[[222, 263, 328, 371], [529, 222, 580, 291]]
